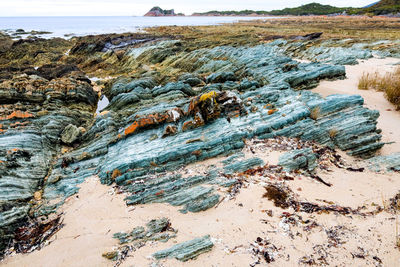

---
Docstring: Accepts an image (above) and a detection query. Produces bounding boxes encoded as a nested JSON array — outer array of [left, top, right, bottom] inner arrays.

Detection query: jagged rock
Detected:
[[108, 92, 140, 110], [36, 64, 82, 80], [239, 78, 260, 91], [152, 82, 195, 97], [0, 73, 97, 253], [224, 157, 264, 174], [40, 42, 385, 214], [206, 72, 237, 83], [61, 124, 80, 144], [113, 218, 175, 245], [122, 174, 223, 214], [278, 148, 318, 172], [179, 73, 204, 87], [2, 34, 395, 258], [152, 235, 214, 261], [144, 6, 177, 17], [293, 32, 323, 41], [103, 217, 176, 262], [368, 152, 400, 172], [279, 39, 378, 65]]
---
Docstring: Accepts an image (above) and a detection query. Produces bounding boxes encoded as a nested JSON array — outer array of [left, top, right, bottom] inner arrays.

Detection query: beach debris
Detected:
[[5, 215, 63, 255], [250, 237, 279, 265], [388, 192, 400, 212], [152, 235, 214, 262], [261, 183, 367, 216], [263, 185, 290, 209]]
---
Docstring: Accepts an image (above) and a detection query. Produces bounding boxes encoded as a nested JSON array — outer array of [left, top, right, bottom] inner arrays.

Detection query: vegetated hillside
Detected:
[[192, 1, 400, 17], [268, 3, 349, 16], [364, 0, 400, 15], [193, 3, 353, 16], [192, 10, 270, 16], [364, 1, 380, 8]]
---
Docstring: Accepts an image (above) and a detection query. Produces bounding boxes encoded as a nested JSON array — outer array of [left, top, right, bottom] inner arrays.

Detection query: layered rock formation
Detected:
[[39, 40, 386, 215], [0, 71, 97, 253], [0, 28, 400, 259]]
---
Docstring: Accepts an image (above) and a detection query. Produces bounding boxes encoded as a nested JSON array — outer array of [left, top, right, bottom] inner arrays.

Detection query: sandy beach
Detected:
[[313, 57, 400, 156], [2, 57, 400, 267]]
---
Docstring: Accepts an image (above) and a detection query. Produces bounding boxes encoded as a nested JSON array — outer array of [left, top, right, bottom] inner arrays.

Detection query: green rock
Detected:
[[279, 148, 318, 172], [61, 124, 81, 144], [153, 235, 214, 261]]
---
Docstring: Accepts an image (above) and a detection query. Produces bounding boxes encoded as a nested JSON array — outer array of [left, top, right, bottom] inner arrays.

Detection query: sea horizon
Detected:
[[0, 16, 277, 38]]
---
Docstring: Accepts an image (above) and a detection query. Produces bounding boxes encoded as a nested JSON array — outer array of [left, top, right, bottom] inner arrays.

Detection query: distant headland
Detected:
[[144, 6, 184, 17], [145, 1, 400, 17]]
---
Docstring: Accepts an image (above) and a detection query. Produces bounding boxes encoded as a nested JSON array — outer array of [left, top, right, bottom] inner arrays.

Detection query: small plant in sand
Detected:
[[310, 106, 321, 120], [358, 67, 400, 110], [358, 72, 377, 90], [328, 128, 338, 139]]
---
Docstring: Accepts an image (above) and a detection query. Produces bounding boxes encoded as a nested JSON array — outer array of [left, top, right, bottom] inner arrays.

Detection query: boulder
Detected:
[[278, 148, 318, 172], [153, 235, 214, 261], [61, 124, 81, 144], [206, 72, 237, 83]]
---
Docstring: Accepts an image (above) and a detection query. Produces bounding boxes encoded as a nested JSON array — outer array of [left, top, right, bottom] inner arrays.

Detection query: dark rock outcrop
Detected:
[[144, 6, 178, 17]]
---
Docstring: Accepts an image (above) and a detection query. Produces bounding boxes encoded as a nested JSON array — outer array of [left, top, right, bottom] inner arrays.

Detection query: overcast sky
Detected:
[[1, 0, 376, 16]]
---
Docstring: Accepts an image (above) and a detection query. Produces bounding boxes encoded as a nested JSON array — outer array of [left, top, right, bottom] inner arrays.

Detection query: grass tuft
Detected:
[[358, 67, 400, 110], [310, 106, 321, 120], [329, 128, 338, 139]]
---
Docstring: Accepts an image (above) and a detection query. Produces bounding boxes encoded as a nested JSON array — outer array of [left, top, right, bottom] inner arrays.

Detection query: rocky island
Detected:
[[144, 6, 184, 17], [0, 11, 400, 267]]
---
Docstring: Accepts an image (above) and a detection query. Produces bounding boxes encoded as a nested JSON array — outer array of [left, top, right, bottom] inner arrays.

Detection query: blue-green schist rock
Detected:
[[278, 148, 318, 172], [113, 218, 176, 245], [3, 37, 398, 257], [122, 174, 223, 214], [0, 74, 97, 253], [153, 235, 214, 262], [224, 157, 264, 174], [368, 152, 400, 172], [103, 217, 177, 261], [41, 41, 387, 212], [277, 39, 400, 65], [60, 124, 81, 144]]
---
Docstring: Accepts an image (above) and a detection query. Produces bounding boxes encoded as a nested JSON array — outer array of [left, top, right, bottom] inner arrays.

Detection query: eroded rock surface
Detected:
[[153, 235, 214, 262], [1, 30, 400, 259], [0, 72, 97, 253]]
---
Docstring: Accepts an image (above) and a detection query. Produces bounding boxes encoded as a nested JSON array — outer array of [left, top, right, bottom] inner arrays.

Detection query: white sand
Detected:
[[313, 57, 400, 155]]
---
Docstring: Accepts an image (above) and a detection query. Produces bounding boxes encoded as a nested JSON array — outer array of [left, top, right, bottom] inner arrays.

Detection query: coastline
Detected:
[[1, 16, 400, 266]]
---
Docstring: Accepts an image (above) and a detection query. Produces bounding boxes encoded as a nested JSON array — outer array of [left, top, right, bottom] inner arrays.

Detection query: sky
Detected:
[[0, 0, 377, 16]]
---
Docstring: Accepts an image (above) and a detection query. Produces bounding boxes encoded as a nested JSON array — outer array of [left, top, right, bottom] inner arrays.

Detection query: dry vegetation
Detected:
[[146, 16, 400, 50], [310, 106, 321, 120], [358, 67, 400, 110]]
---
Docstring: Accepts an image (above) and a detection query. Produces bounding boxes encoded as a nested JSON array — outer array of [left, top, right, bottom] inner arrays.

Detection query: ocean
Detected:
[[0, 16, 275, 38]]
